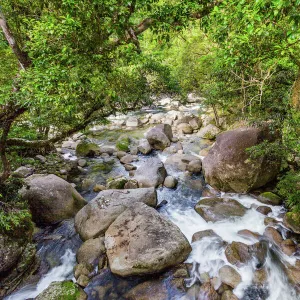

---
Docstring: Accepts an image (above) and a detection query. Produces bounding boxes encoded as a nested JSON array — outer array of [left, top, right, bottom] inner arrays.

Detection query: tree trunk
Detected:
[[0, 11, 31, 69], [292, 69, 300, 110], [212, 104, 220, 127], [0, 122, 12, 184]]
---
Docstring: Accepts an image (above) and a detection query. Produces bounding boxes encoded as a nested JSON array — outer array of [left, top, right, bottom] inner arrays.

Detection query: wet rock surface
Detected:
[[20, 174, 87, 225], [105, 203, 192, 276], [202, 127, 280, 192], [75, 188, 157, 240], [134, 157, 167, 188], [195, 197, 247, 222]]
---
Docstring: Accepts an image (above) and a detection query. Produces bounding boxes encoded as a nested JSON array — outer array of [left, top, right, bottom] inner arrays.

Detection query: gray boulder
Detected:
[[134, 157, 167, 188], [219, 265, 242, 288], [138, 139, 152, 154], [75, 188, 157, 240], [177, 123, 193, 134], [20, 174, 86, 225], [76, 237, 106, 265], [195, 197, 247, 222], [202, 127, 281, 192], [12, 166, 34, 178], [165, 153, 199, 171], [146, 124, 173, 150], [164, 176, 178, 188], [105, 202, 191, 276], [187, 159, 202, 173], [197, 124, 221, 139]]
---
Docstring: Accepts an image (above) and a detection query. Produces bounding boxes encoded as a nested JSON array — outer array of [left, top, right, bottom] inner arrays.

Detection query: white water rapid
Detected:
[[6, 249, 76, 300]]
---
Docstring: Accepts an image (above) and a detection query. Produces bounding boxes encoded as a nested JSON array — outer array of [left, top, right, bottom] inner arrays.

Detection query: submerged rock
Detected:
[[202, 127, 280, 193], [105, 203, 191, 276], [75, 188, 157, 240], [20, 174, 86, 225], [134, 157, 167, 188], [195, 197, 247, 222], [35, 281, 87, 300]]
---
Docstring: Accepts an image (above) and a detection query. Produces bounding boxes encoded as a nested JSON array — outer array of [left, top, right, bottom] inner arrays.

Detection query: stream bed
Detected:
[[5, 104, 300, 300]]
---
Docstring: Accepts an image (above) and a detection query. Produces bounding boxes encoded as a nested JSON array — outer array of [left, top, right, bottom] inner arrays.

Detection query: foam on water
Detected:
[[162, 190, 300, 300], [6, 249, 76, 300]]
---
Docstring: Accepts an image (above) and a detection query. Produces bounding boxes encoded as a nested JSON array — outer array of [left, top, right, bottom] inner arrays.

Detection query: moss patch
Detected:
[[116, 135, 130, 152], [258, 192, 282, 205], [284, 212, 300, 234], [91, 160, 115, 174], [76, 141, 100, 157], [35, 281, 86, 300]]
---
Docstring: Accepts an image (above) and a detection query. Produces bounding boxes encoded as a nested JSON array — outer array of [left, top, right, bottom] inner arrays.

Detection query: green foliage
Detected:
[[277, 170, 300, 212], [116, 135, 130, 152], [0, 178, 33, 235], [0, 208, 32, 234]]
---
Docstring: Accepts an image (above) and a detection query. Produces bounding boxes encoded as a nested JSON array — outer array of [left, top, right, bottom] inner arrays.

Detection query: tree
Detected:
[[0, 0, 218, 182]]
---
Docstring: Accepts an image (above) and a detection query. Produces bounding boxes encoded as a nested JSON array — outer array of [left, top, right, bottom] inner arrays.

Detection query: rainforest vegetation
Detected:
[[0, 0, 299, 264]]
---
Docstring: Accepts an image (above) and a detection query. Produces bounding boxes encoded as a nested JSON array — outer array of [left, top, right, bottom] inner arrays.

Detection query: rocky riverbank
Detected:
[[2, 95, 300, 300]]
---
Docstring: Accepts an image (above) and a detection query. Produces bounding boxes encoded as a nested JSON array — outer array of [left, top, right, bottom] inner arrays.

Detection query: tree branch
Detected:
[[0, 10, 31, 69]]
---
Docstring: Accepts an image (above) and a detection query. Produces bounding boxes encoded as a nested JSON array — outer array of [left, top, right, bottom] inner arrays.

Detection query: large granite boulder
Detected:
[[20, 174, 86, 225], [202, 127, 281, 192], [195, 197, 247, 222], [134, 157, 167, 188], [75, 188, 157, 240], [105, 203, 191, 276], [146, 124, 173, 150]]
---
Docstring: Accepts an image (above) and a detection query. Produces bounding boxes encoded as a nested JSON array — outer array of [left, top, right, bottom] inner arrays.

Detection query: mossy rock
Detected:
[[76, 141, 100, 157], [284, 213, 300, 234], [116, 136, 130, 152], [91, 160, 115, 174], [258, 192, 282, 205], [106, 177, 128, 189], [35, 281, 87, 300]]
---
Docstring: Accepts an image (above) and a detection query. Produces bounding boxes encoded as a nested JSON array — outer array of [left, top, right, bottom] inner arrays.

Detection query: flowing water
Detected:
[[6, 104, 300, 299]]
